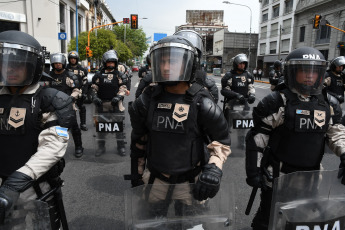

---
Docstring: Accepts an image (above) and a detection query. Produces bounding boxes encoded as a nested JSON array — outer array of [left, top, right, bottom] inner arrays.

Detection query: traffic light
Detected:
[[131, 14, 138, 29], [313, 15, 322, 29], [89, 49, 93, 57], [123, 18, 129, 24], [86, 46, 90, 57]]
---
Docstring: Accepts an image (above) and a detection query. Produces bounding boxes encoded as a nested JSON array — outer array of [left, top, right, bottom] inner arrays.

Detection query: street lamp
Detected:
[[223, 1, 252, 70]]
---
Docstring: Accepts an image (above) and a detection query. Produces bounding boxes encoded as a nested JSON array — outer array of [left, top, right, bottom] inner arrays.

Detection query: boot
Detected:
[[96, 140, 106, 157], [79, 105, 88, 131], [117, 140, 126, 156], [72, 126, 84, 158]]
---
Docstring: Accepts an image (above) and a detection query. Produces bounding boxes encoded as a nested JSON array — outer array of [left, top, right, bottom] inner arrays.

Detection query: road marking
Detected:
[[134, 82, 139, 87], [215, 83, 270, 89]]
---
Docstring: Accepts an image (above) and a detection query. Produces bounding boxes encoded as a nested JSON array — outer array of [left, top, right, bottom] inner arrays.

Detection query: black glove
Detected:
[[246, 168, 266, 188], [193, 164, 222, 201], [336, 95, 344, 103], [81, 94, 87, 101], [111, 96, 124, 106], [236, 94, 246, 104], [0, 171, 33, 224], [338, 153, 345, 185], [247, 94, 256, 104], [131, 176, 144, 188], [93, 96, 102, 106]]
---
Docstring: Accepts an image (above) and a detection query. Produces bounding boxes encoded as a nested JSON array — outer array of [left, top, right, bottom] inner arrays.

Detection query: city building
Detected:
[[257, 0, 297, 76], [214, 29, 258, 73], [292, 0, 345, 60], [0, 0, 115, 56]]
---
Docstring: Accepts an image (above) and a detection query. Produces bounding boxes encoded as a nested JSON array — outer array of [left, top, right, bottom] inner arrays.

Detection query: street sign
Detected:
[[58, 32, 67, 40]]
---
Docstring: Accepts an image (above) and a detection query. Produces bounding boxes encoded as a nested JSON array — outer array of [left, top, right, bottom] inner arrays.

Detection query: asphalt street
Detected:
[[61, 72, 340, 230]]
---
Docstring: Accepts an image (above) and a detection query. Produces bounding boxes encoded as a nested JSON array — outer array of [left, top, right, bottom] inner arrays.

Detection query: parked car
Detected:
[[132, 66, 139, 72]]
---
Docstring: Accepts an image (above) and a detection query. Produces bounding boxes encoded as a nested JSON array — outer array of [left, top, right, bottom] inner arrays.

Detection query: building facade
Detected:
[[292, 0, 345, 60], [0, 0, 114, 56], [257, 0, 297, 76]]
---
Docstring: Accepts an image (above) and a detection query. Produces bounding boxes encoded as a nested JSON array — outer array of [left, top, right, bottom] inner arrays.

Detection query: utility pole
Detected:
[[278, 25, 282, 60], [76, 0, 78, 52]]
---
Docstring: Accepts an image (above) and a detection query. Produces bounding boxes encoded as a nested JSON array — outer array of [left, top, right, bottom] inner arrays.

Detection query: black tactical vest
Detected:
[[229, 72, 252, 97], [0, 89, 43, 177], [95, 72, 119, 100], [327, 72, 344, 97], [49, 70, 73, 95], [146, 90, 204, 175], [270, 89, 330, 169], [67, 65, 84, 87]]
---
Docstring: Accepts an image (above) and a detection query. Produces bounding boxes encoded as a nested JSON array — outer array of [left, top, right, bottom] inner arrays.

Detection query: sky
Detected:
[[107, 0, 261, 39]]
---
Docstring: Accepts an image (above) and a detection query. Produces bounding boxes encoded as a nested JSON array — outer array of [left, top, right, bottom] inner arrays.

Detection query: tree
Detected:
[[68, 28, 132, 62], [113, 24, 148, 57]]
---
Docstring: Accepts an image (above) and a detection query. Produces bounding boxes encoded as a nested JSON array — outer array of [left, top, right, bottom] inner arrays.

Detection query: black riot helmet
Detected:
[[173, 30, 204, 59], [233, 53, 248, 72], [329, 56, 345, 74], [50, 53, 66, 71], [0, 30, 44, 86], [68, 50, 79, 64], [102, 50, 118, 70], [150, 35, 198, 84], [284, 47, 327, 96], [274, 60, 282, 70]]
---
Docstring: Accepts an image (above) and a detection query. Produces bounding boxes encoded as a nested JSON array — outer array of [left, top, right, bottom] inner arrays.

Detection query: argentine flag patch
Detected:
[[55, 126, 69, 138]]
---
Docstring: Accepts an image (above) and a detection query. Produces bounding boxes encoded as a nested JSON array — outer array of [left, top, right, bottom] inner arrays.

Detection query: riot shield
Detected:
[[92, 107, 127, 163], [269, 169, 345, 230], [224, 101, 253, 157], [125, 181, 234, 230], [0, 200, 51, 230]]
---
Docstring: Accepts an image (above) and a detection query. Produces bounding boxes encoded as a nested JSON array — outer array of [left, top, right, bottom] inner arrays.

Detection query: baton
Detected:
[[245, 187, 258, 215]]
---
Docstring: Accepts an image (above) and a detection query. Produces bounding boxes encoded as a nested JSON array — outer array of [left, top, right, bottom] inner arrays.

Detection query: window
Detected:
[[315, 25, 331, 44], [78, 15, 82, 35], [261, 26, 267, 39], [260, 43, 266, 55], [319, 50, 328, 60], [262, 10, 268, 23], [284, 0, 293, 14], [271, 23, 278, 37], [282, 19, 292, 35], [281, 39, 290, 53], [299, 26, 305, 42], [270, 41, 277, 54], [272, 4, 280, 18], [70, 10, 74, 39], [263, 0, 269, 7]]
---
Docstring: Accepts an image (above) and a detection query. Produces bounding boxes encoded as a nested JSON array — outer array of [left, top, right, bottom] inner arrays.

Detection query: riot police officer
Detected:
[[174, 29, 219, 103], [221, 53, 255, 108], [138, 55, 151, 79], [91, 50, 128, 156], [0, 30, 74, 229], [47, 53, 84, 158], [135, 55, 153, 99], [269, 60, 283, 91], [66, 50, 89, 131], [128, 35, 231, 212], [245, 47, 345, 230], [324, 56, 345, 104]]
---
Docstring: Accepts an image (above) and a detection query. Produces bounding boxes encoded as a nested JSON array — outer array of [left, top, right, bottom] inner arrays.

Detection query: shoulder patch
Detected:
[[55, 126, 69, 138]]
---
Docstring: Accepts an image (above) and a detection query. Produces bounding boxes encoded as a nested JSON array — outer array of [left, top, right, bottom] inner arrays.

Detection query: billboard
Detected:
[[153, 33, 167, 42]]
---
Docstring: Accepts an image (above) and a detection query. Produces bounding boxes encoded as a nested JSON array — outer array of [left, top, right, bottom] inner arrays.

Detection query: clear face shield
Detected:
[[286, 60, 327, 95], [0, 44, 38, 86], [151, 45, 195, 83]]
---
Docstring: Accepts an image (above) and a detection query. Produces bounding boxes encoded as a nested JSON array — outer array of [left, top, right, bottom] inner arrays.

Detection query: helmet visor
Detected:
[[286, 60, 327, 95], [0, 47, 37, 86], [151, 47, 194, 83]]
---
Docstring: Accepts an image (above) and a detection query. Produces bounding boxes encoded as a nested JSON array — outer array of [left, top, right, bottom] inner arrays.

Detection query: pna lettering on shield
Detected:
[[97, 122, 123, 133], [233, 119, 254, 129]]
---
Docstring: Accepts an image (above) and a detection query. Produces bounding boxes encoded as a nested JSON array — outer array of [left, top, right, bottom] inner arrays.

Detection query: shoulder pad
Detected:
[[41, 88, 75, 128], [327, 93, 342, 124], [254, 91, 284, 119]]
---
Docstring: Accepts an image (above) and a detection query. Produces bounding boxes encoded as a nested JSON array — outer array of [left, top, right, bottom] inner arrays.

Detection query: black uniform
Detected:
[[48, 69, 83, 157], [66, 63, 89, 130], [269, 69, 282, 91], [138, 65, 149, 79]]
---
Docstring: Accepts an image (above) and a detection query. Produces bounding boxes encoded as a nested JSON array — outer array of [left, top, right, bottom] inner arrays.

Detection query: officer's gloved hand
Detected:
[[193, 164, 222, 201], [247, 94, 256, 104], [81, 94, 87, 101], [131, 177, 144, 188], [236, 94, 246, 104], [336, 95, 344, 103], [93, 96, 102, 106], [338, 153, 345, 185], [0, 171, 33, 224], [111, 96, 124, 106], [246, 168, 266, 188]]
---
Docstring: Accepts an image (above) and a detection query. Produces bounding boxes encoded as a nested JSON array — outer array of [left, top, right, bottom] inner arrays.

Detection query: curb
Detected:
[[254, 80, 270, 84]]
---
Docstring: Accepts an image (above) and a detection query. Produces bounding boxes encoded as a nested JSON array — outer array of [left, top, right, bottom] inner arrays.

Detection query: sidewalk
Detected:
[[209, 73, 270, 84]]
